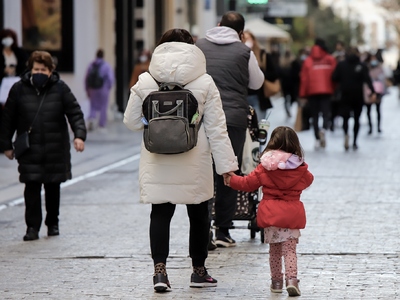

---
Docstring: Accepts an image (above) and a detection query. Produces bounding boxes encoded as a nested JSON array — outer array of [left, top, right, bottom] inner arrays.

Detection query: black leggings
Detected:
[[150, 201, 210, 267], [24, 182, 61, 230], [342, 104, 363, 145], [365, 98, 382, 130], [308, 95, 331, 139]]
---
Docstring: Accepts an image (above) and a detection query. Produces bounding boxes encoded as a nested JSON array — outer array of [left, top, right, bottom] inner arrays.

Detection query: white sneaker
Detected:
[[314, 140, 320, 150]]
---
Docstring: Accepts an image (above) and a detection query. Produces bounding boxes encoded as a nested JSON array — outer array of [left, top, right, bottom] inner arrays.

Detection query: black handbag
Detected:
[[12, 92, 47, 159], [13, 131, 30, 159]]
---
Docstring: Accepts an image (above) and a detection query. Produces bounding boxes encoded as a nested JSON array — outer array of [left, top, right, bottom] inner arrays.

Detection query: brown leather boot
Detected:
[[286, 278, 301, 296], [270, 279, 283, 293]]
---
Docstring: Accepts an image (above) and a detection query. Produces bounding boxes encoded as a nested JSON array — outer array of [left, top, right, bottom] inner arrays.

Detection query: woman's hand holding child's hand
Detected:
[[223, 172, 236, 186]]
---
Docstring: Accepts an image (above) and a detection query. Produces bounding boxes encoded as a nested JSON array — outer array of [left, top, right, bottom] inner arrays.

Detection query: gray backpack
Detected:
[[142, 81, 202, 154]]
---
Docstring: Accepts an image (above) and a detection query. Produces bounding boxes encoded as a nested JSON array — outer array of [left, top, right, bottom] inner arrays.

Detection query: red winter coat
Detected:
[[230, 163, 314, 229], [299, 45, 337, 98]]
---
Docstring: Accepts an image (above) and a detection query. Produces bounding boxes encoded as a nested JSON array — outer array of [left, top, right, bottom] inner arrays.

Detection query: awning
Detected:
[[245, 18, 291, 41]]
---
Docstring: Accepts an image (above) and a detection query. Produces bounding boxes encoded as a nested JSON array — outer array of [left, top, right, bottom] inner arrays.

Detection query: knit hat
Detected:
[[315, 38, 329, 52]]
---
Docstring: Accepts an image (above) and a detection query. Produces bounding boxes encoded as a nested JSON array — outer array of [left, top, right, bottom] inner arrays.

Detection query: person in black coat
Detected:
[[332, 47, 375, 151], [0, 50, 86, 241], [0, 28, 28, 130], [279, 50, 299, 118]]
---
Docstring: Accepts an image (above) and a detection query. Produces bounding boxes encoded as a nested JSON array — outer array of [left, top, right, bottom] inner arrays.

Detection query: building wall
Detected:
[[197, 0, 219, 38], [59, 0, 116, 120], [155, 0, 218, 39], [3, 0, 22, 44]]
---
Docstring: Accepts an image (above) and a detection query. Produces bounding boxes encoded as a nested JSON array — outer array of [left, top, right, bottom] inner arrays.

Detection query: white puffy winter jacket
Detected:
[[123, 42, 238, 204]]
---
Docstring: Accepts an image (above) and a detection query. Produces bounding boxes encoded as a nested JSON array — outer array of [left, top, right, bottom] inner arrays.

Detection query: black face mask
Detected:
[[31, 73, 49, 89]]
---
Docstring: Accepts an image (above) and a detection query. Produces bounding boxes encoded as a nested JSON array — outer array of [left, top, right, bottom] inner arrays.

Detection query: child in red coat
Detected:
[[224, 126, 314, 297]]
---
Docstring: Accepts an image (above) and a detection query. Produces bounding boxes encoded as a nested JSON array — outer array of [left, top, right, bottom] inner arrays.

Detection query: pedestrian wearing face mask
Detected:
[[0, 28, 28, 81], [364, 53, 386, 135], [129, 49, 152, 88], [0, 28, 28, 130], [0, 50, 87, 241]]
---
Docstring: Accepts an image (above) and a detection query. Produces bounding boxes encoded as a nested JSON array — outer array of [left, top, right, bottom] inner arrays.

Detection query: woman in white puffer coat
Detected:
[[123, 29, 238, 293]]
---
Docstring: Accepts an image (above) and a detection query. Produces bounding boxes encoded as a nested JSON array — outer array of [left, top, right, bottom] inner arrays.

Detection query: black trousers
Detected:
[[150, 201, 210, 267], [308, 95, 331, 139], [24, 182, 61, 230], [214, 125, 246, 230], [365, 95, 382, 130], [341, 93, 364, 145]]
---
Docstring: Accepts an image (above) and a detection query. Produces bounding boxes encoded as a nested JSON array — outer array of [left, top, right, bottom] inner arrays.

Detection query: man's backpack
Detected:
[[86, 63, 104, 89], [142, 81, 202, 154]]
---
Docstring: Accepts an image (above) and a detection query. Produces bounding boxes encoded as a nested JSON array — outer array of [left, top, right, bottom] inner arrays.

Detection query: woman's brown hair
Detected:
[[262, 126, 304, 159], [244, 30, 261, 65], [157, 29, 194, 46], [27, 51, 55, 71]]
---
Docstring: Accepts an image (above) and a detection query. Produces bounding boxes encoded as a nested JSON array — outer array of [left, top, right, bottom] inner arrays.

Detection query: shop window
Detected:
[[21, 0, 74, 72]]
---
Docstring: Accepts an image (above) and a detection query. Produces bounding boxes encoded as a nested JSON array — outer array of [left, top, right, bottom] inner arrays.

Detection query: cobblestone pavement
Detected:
[[0, 88, 400, 299]]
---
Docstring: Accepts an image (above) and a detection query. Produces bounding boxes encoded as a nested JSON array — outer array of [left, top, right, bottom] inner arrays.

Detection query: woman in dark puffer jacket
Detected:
[[0, 51, 86, 241]]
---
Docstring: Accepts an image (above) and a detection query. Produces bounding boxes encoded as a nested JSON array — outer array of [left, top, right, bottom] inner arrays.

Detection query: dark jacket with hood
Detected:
[[0, 71, 86, 183]]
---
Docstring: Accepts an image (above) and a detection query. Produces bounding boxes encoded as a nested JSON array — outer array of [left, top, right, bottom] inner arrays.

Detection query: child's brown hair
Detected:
[[262, 126, 304, 159]]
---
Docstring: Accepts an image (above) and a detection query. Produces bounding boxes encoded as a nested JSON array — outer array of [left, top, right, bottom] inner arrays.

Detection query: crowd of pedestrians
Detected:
[[259, 37, 391, 152]]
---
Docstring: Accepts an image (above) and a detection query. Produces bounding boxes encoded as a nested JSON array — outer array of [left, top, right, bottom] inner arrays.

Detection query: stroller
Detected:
[[211, 106, 270, 243]]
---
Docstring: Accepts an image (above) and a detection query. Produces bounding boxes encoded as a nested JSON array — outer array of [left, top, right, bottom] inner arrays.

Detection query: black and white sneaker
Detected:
[[153, 273, 171, 293], [215, 232, 236, 247], [190, 270, 218, 288]]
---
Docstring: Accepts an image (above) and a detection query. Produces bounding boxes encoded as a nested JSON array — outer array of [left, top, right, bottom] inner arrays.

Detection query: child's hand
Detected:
[[223, 173, 230, 186], [223, 172, 235, 187]]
